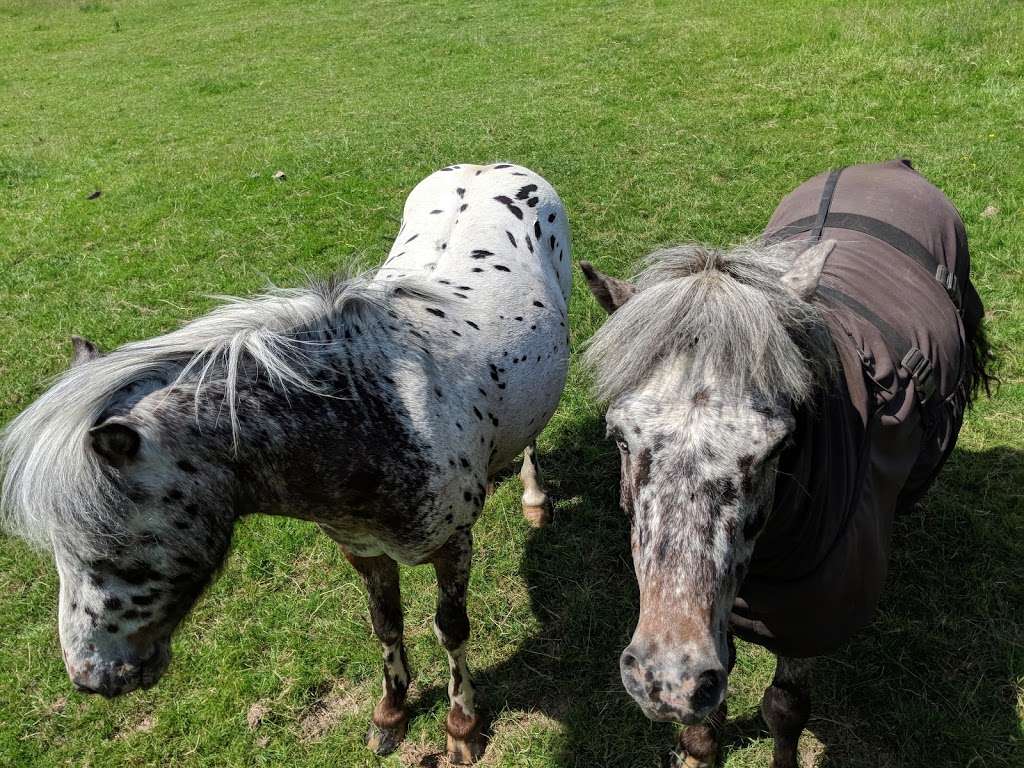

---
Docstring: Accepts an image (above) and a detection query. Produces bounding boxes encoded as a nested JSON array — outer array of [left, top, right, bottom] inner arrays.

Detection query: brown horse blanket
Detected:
[[730, 159, 985, 657]]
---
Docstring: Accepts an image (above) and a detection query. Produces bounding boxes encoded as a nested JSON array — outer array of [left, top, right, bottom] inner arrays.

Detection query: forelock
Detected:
[[583, 241, 835, 405]]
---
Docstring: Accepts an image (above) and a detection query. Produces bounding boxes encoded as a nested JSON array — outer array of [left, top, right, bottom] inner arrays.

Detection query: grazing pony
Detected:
[[581, 160, 992, 767], [1, 162, 572, 764]]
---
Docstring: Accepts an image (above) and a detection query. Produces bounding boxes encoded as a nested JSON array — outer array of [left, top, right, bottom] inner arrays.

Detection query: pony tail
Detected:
[[961, 283, 997, 407], [965, 318, 997, 406]]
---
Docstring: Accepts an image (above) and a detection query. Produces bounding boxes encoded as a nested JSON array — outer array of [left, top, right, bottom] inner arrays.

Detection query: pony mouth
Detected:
[[137, 642, 172, 688], [68, 641, 171, 697], [638, 702, 708, 726]]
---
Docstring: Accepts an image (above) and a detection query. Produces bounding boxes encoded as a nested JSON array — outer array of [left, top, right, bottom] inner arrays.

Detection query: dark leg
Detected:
[[343, 550, 411, 756], [674, 633, 735, 767], [761, 655, 814, 768], [431, 530, 485, 764]]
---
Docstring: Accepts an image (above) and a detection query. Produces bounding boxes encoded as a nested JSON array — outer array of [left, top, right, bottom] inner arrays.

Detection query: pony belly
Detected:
[[486, 326, 569, 469]]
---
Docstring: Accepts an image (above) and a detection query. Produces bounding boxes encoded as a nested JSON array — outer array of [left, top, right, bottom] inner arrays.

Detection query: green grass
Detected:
[[1, 0, 1022, 766]]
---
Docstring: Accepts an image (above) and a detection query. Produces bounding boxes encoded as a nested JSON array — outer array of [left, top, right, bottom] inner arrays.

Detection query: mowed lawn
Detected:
[[1, 1, 1022, 766]]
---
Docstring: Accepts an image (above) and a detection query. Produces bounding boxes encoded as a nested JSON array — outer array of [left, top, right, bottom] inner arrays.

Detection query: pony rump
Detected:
[[0, 272, 446, 551], [584, 242, 836, 405]]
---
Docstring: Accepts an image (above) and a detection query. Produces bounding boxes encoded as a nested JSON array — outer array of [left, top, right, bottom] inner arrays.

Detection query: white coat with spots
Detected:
[[379, 161, 571, 476], [0, 162, 572, 765]]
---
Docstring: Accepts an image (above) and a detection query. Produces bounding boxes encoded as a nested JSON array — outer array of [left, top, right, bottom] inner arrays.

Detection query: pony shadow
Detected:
[[472, 412, 675, 766], [406, 439, 1021, 767]]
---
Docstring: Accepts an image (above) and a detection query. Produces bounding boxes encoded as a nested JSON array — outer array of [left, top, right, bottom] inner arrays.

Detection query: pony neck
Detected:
[[747, 376, 866, 582], [213, 323, 433, 522]]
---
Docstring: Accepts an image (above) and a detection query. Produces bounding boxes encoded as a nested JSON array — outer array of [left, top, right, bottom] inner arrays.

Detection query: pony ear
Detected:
[[89, 418, 141, 467], [780, 239, 836, 300], [71, 336, 101, 366], [579, 261, 637, 314]]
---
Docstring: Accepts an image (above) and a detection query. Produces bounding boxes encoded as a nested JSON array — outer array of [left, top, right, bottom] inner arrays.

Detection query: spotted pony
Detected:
[[582, 161, 991, 767], [0, 162, 572, 764]]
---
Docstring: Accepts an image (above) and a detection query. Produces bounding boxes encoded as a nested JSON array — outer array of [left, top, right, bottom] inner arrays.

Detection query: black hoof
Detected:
[[365, 720, 407, 756]]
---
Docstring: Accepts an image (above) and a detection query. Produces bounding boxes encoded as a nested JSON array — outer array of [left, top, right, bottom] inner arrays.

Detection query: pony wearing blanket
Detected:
[[1, 162, 572, 764], [581, 159, 991, 767]]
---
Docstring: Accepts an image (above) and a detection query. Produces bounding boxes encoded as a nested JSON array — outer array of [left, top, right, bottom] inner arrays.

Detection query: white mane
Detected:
[[584, 242, 836, 404], [0, 273, 445, 550]]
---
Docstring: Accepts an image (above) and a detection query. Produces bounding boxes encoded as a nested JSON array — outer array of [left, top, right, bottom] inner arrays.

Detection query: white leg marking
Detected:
[[520, 443, 548, 509]]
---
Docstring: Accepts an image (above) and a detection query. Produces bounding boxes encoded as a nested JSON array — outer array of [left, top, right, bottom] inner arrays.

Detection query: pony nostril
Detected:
[[621, 652, 638, 669], [691, 668, 725, 711]]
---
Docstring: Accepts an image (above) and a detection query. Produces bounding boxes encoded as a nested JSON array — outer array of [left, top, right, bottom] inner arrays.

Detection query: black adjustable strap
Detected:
[[767, 211, 961, 309], [818, 286, 937, 404], [810, 168, 843, 242], [766, 166, 942, 406]]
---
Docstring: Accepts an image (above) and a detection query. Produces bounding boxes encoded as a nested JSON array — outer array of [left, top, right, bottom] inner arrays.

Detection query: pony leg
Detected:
[[430, 531, 485, 764], [761, 655, 814, 768], [673, 633, 735, 767], [343, 551, 411, 756], [520, 442, 552, 527]]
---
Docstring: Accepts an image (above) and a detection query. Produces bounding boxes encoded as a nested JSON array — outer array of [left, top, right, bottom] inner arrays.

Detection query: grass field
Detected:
[[1, 1, 1022, 766]]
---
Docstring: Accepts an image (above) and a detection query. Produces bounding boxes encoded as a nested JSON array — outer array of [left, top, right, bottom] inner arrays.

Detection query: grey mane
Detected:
[[0, 272, 446, 551], [584, 241, 836, 404]]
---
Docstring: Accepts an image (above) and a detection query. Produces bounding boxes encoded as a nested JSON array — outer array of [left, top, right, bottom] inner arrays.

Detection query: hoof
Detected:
[[522, 503, 552, 528], [364, 718, 408, 757], [666, 753, 714, 768], [446, 729, 486, 765], [446, 710, 486, 764]]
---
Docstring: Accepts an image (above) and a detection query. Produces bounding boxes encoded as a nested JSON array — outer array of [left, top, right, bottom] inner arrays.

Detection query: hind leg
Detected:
[[431, 531, 485, 764], [520, 442, 552, 527], [342, 550, 411, 756], [761, 655, 814, 768], [672, 633, 735, 767]]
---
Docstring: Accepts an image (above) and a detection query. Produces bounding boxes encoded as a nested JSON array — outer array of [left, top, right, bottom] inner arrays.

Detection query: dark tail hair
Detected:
[[962, 284, 997, 407]]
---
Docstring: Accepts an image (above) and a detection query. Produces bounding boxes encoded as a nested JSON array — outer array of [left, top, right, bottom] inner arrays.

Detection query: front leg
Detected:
[[342, 550, 411, 756], [673, 633, 735, 767], [431, 530, 485, 764], [761, 655, 814, 768]]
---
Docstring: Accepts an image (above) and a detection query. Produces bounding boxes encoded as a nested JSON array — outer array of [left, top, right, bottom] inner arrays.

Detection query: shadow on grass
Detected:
[[799, 444, 1024, 768], [472, 412, 671, 766], [407, 428, 1022, 767]]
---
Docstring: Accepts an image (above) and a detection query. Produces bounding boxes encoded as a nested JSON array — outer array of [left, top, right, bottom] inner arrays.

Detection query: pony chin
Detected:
[[62, 636, 171, 697]]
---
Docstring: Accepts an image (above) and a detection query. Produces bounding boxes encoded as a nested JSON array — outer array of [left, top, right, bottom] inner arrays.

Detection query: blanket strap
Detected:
[[767, 167, 939, 405], [767, 212, 961, 309], [816, 287, 937, 404]]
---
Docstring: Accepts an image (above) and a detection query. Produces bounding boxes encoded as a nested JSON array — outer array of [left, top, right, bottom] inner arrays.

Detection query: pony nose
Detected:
[[71, 673, 122, 699], [691, 668, 726, 712], [620, 645, 727, 722]]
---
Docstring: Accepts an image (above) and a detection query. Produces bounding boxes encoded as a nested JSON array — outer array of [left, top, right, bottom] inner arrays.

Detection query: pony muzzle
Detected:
[[65, 641, 171, 698], [619, 640, 727, 725]]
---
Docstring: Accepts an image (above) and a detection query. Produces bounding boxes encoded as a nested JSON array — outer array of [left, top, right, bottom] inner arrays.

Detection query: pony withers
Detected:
[[582, 159, 991, 768], [0, 163, 572, 764]]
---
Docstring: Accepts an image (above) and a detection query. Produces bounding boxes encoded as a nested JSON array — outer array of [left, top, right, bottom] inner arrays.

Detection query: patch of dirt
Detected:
[[48, 696, 69, 715], [981, 204, 999, 218], [247, 701, 269, 730], [113, 713, 155, 740], [399, 735, 448, 767], [297, 679, 364, 742], [799, 730, 825, 767]]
